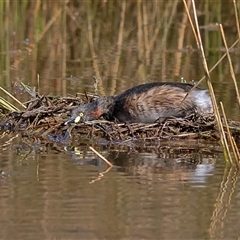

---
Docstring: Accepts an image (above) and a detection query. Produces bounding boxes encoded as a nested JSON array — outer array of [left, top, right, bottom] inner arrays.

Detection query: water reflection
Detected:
[[0, 138, 239, 239]]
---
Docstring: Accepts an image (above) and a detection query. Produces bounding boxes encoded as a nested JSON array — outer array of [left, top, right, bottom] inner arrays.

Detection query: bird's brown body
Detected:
[[65, 82, 213, 124]]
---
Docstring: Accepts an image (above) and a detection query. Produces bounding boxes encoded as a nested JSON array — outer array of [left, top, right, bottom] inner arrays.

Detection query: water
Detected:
[[1, 1, 240, 239], [0, 136, 239, 239]]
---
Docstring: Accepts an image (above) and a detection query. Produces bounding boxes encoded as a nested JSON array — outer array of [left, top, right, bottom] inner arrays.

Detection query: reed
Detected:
[[183, 0, 233, 162], [174, 0, 191, 76], [218, 24, 240, 108], [142, 1, 150, 66], [36, 5, 62, 43], [112, 0, 126, 78], [233, 0, 240, 43], [220, 102, 238, 165], [198, 39, 239, 83], [0, 86, 26, 110], [137, 0, 144, 61], [150, 1, 178, 79], [0, 1, 234, 96], [0, 97, 20, 112]]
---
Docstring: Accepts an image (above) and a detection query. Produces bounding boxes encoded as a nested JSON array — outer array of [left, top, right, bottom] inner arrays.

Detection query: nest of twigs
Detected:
[[1, 93, 240, 144]]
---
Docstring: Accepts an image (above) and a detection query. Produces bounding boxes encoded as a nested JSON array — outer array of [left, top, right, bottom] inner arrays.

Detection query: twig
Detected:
[[89, 146, 113, 167]]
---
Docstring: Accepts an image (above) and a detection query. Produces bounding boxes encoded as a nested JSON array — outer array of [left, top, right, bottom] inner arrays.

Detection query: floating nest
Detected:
[[1, 93, 240, 144]]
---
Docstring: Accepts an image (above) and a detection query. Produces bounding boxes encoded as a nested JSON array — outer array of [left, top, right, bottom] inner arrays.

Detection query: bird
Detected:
[[65, 82, 213, 124]]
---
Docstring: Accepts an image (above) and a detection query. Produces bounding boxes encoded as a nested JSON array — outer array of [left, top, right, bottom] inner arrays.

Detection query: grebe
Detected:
[[65, 82, 213, 124]]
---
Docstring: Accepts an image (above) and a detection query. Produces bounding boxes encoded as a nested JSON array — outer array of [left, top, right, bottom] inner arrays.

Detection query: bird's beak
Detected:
[[64, 115, 83, 125], [64, 116, 76, 125]]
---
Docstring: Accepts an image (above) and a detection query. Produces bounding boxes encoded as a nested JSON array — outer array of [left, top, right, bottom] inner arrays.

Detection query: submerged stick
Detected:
[[89, 146, 113, 167]]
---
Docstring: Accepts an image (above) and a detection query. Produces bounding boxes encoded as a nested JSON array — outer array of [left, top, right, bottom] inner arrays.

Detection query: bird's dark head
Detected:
[[65, 96, 115, 125]]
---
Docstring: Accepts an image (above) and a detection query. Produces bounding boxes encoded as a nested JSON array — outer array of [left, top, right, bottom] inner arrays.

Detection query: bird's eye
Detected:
[[74, 112, 84, 123]]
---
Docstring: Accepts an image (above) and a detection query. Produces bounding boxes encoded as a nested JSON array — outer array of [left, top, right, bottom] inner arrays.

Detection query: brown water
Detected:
[[0, 136, 239, 239], [1, 1, 240, 239]]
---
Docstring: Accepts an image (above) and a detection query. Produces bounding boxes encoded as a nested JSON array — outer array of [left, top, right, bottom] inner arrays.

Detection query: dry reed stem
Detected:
[[37, 74, 40, 95], [182, 0, 205, 93], [137, 0, 143, 61], [182, 4, 238, 90], [208, 83, 231, 162], [87, 2, 100, 78], [148, 16, 161, 54], [142, 1, 150, 66], [148, 1, 162, 53], [218, 23, 240, 108], [220, 102, 235, 165], [198, 39, 239, 82], [61, 0, 67, 96], [161, 1, 178, 50], [233, 0, 240, 43], [183, 0, 232, 162], [191, 0, 209, 78], [149, 1, 177, 68], [4, 0, 10, 86], [0, 86, 26, 109], [89, 146, 113, 167], [66, 5, 81, 29], [151, 1, 178, 79], [112, 0, 126, 77], [174, 0, 191, 76], [34, 0, 41, 20], [232, 137, 240, 162], [0, 97, 19, 112], [36, 6, 62, 43]]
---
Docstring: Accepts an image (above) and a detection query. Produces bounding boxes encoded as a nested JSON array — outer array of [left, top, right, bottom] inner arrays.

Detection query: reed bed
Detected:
[[0, 1, 238, 93]]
